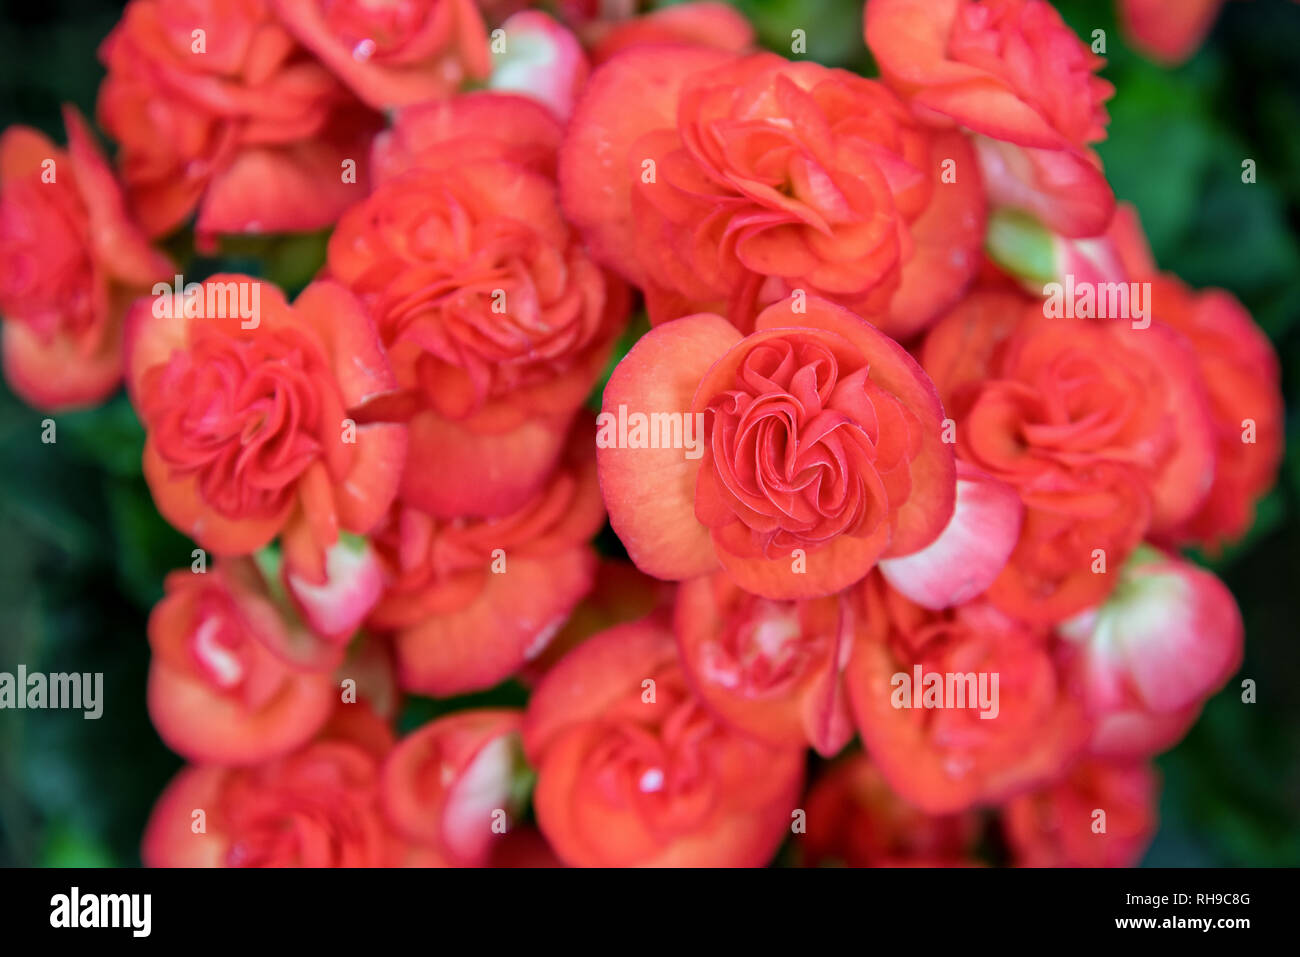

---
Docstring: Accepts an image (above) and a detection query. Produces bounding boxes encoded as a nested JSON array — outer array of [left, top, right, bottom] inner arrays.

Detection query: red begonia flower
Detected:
[[0, 107, 171, 410], [560, 46, 985, 336], [125, 276, 407, 580], [381, 709, 527, 866], [866, 0, 1115, 236], [1088, 204, 1284, 551], [798, 754, 981, 867], [97, 0, 381, 240], [1059, 546, 1242, 740], [588, 2, 757, 64], [598, 295, 956, 600], [1150, 291, 1282, 549], [330, 96, 627, 517], [921, 289, 1216, 622], [372, 91, 564, 184], [673, 573, 856, 756], [1119, 0, 1226, 64], [846, 574, 1088, 813], [368, 420, 604, 695], [523, 617, 805, 866], [1003, 758, 1158, 867], [271, 0, 491, 109], [147, 560, 335, 765], [143, 704, 413, 867]]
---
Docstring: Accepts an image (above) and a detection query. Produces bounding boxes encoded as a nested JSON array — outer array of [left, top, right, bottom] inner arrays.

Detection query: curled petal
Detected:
[[880, 463, 1022, 609]]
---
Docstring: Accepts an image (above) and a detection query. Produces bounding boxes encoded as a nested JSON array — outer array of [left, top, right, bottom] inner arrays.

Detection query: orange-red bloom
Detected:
[[866, 0, 1115, 236], [1003, 758, 1158, 866], [1094, 211, 1288, 550], [143, 705, 411, 867], [146, 559, 336, 765], [1118, 0, 1226, 64], [586, 2, 757, 65], [330, 93, 626, 518], [1059, 546, 1243, 758], [381, 709, 527, 866], [561, 46, 985, 337], [673, 573, 856, 756], [0, 107, 171, 410], [598, 295, 956, 600], [846, 574, 1088, 813], [271, 0, 490, 109], [97, 0, 381, 240], [372, 91, 563, 183], [523, 618, 805, 866], [798, 754, 981, 866], [367, 420, 604, 695], [1153, 284, 1282, 547], [921, 289, 1215, 622], [125, 276, 407, 582]]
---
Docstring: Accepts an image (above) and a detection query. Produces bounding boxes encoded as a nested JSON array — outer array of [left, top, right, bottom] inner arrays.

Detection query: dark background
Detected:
[[0, 0, 1296, 866]]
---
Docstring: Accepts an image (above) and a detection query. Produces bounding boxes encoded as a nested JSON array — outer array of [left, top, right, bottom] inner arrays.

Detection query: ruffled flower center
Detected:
[[704, 334, 917, 553], [222, 745, 384, 867], [949, 0, 1111, 144], [583, 676, 726, 834], [148, 329, 332, 519]]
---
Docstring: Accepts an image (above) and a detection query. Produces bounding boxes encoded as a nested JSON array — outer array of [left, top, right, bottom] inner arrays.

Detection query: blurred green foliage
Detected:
[[0, 0, 1296, 867]]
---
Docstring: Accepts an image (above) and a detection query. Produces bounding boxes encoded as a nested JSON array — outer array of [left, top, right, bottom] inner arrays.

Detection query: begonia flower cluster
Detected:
[[0, 0, 1282, 868]]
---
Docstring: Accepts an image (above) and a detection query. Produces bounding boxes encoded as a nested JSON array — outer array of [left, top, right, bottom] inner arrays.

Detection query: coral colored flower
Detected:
[[1150, 288, 1282, 549], [560, 46, 985, 337], [673, 573, 856, 756], [97, 0, 381, 240], [381, 709, 527, 866], [143, 704, 413, 867], [1059, 546, 1243, 756], [921, 289, 1216, 622], [372, 91, 564, 183], [0, 107, 171, 410], [367, 420, 604, 695], [798, 754, 981, 866], [1119, 0, 1226, 64], [866, 0, 1115, 236], [271, 0, 491, 109], [1085, 205, 1284, 550], [125, 276, 407, 582], [1003, 758, 1158, 867], [598, 295, 956, 600], [587, 2, 757, 64], [146, 560, 336, 765], [329, 95, 627, 518], [845, 574, 1088, 814], [523, 618, 805, 866]]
